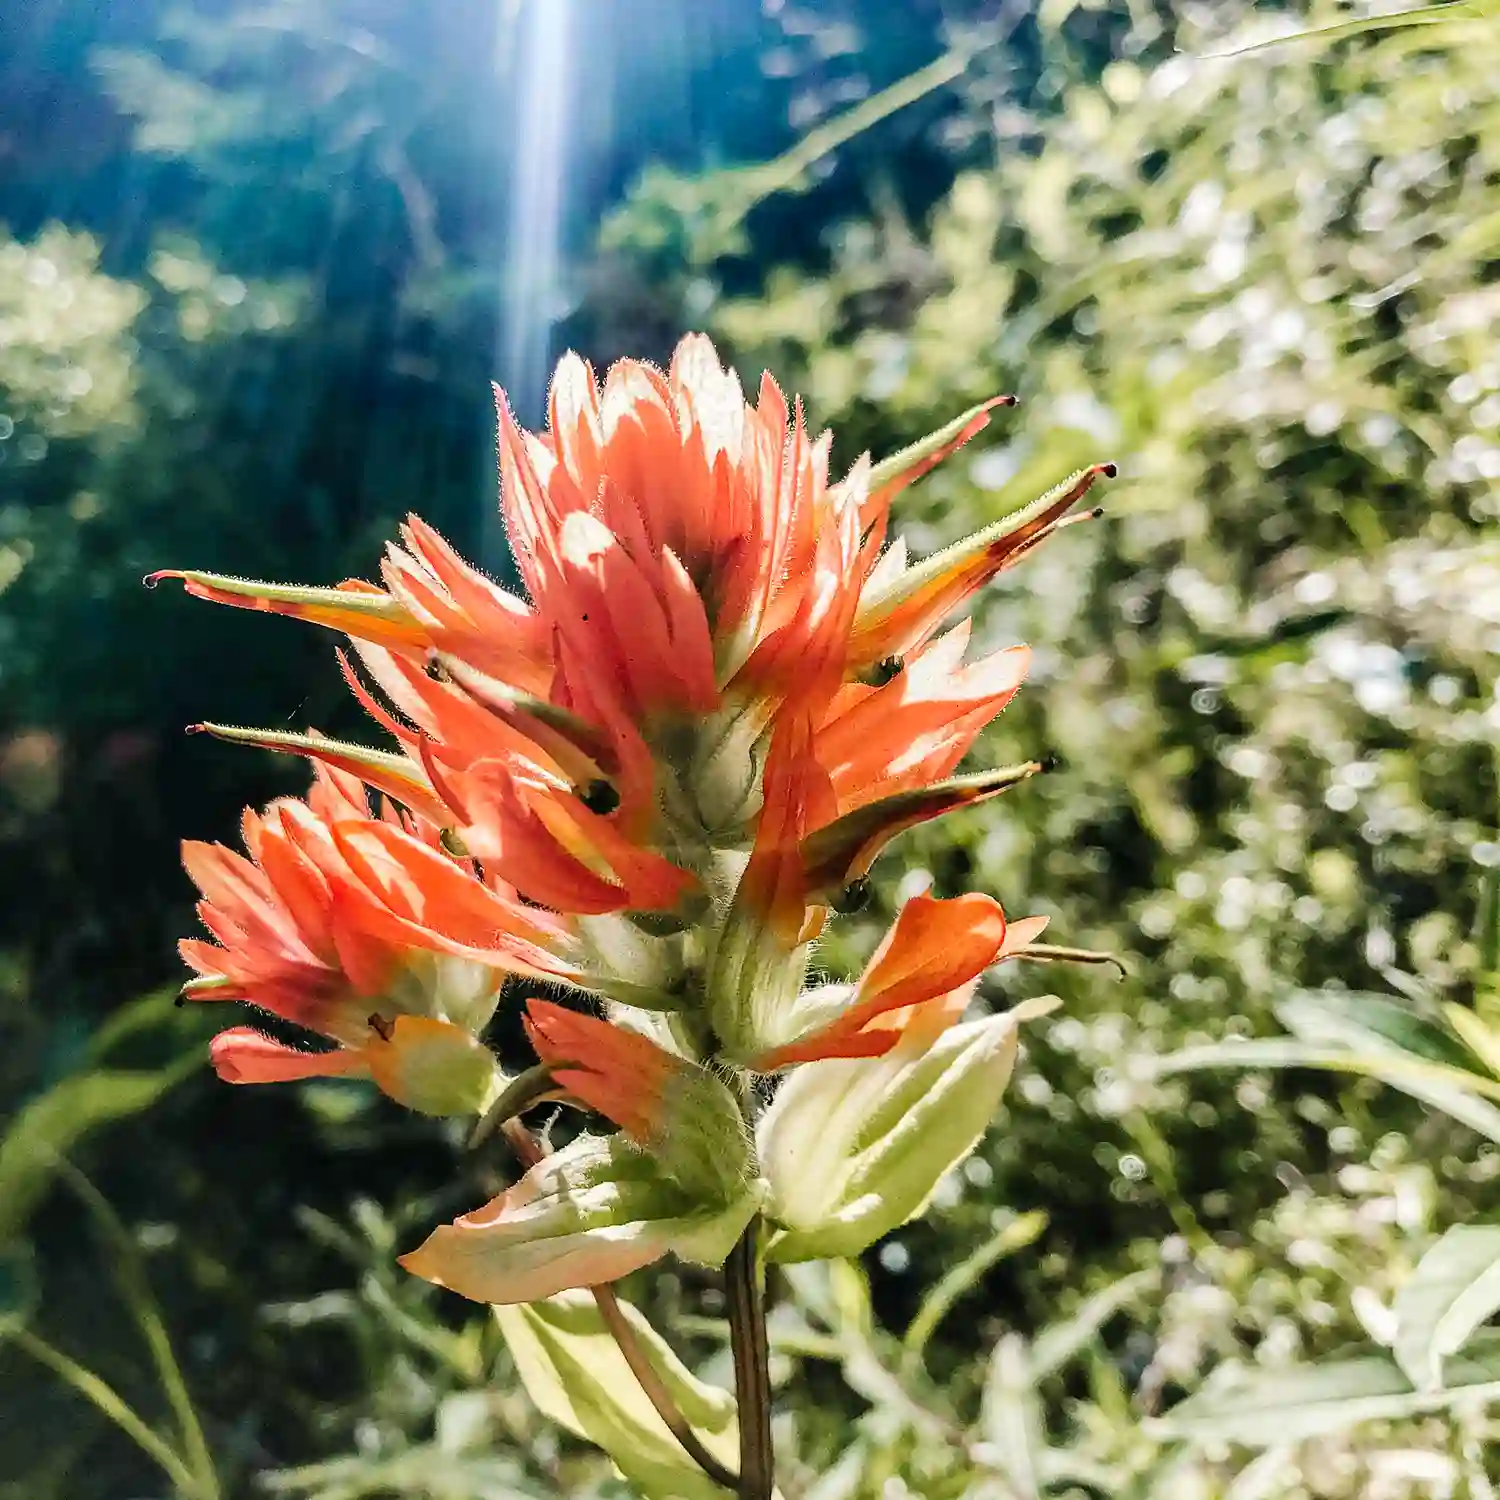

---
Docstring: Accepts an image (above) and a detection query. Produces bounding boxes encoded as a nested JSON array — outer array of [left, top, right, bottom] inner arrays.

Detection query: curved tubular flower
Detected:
[[750, 892, 1050, 1069], [161, 332, 1112, 1334]]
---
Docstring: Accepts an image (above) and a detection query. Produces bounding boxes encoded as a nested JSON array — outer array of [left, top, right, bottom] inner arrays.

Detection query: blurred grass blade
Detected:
[[735, 46, 974, 217], [8, 1325, 204, 1498], [0, 1058, 199, 1244], [1030, 1267, 1159, 1382], [85, 987, 189, 1064], [1152, 1330, 1500, 1446], [902, 1210, 1047, 1368], [1393, 1224, 1500, 1392], [54, 1160, 219, 1500], [1153, 1039, 1500, 1105], [1477, 869, 1500, 981], [977, 1332, 1045, 1498], [826, 1257, 873, 1342], [802, 1440, 869, 1500], [1195, 3, 1479, 58]]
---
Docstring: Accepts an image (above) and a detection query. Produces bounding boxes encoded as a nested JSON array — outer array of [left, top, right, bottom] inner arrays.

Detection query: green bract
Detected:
[[759, 1000, 1058, 1263]]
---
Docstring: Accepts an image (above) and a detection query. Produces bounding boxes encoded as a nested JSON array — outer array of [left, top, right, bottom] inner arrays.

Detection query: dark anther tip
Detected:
[[1099, 461, 1119, 479], [833, 877, 872, 915], [874, 655, 905, 686], [579, 778, 621, 816], [1038, 751, 1063, 774], [173, 993, 186, 1008], [1088, 506, 1106, 519], [143, 572, 165, 588]]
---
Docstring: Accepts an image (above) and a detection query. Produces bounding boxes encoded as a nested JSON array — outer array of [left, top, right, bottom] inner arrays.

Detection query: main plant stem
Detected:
[[726, 1216, 773, 1500], [498, 1121, 739, 1491]]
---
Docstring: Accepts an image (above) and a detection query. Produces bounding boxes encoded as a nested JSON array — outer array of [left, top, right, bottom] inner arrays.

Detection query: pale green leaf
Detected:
[[1445, 1005, 1500, 1078], [1275, 989, 1472, 1068], [977, 1332, 1045, 1498], [1153, 1331, 1500, 1447], [1151, 1039, 1500, 1146], [1266, 992, 1500, 1143], [1394, 1223, 1500, 1391], [494, 1290, 739, 1499]]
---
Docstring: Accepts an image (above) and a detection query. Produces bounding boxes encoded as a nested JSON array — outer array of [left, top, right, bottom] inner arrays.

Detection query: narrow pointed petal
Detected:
[[524, 999, 676, 1142], [147, 570, 429, 651], [858, 394, 1017, 527], [816, 635, 1032, 806], [190, 724, 450, 826], [798, 760, 1047, 904], [849, 462, 1113, 669]]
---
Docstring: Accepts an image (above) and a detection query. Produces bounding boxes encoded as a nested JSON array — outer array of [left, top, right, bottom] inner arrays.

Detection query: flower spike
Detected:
[[159, 333, 1111, 1347]]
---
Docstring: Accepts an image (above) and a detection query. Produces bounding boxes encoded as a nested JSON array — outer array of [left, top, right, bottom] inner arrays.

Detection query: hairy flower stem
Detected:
[[726, 1216, 774, 1500], [497, 1120, 739, 1491]]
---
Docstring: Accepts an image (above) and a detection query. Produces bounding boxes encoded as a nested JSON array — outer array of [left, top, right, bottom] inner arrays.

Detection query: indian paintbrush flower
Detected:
[[157, 335, 1114, 1476]]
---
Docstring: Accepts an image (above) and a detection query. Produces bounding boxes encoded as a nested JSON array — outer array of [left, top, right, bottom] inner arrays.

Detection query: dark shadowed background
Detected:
[[2, 3, 1498, 1496]]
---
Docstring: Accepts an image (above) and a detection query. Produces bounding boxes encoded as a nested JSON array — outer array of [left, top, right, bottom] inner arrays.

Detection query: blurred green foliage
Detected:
[[4, 0, 1500, 1495]]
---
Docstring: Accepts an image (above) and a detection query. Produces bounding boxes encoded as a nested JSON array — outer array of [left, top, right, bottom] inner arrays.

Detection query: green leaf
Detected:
[[494, 1290, 740, 1499], [1153, 1330, 1500, 1447], [0, 1059, 197, 1244], [1275, 989, 1473, 1069], [1151, 1039, 1500, 1145], [1393, 1224, 1500, 1391], [1265, 990, 1500, 1141]]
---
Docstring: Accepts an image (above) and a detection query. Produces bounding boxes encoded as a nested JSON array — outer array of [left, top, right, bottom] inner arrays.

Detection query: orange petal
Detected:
[[209, 1027, 366, 1084], [524, 999, 676, 1141]]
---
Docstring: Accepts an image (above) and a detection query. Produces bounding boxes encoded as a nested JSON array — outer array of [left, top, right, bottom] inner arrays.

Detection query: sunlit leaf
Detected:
[[976, 1332, 1045, 1497], [493, 1290, 740, 1499], [1393, 1223, 1500, 1391], [1153, 1330, 1500, 1446]]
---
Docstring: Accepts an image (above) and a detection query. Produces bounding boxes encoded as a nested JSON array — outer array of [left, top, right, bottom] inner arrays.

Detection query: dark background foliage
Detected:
[[3, 2, 1498, 1496]]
